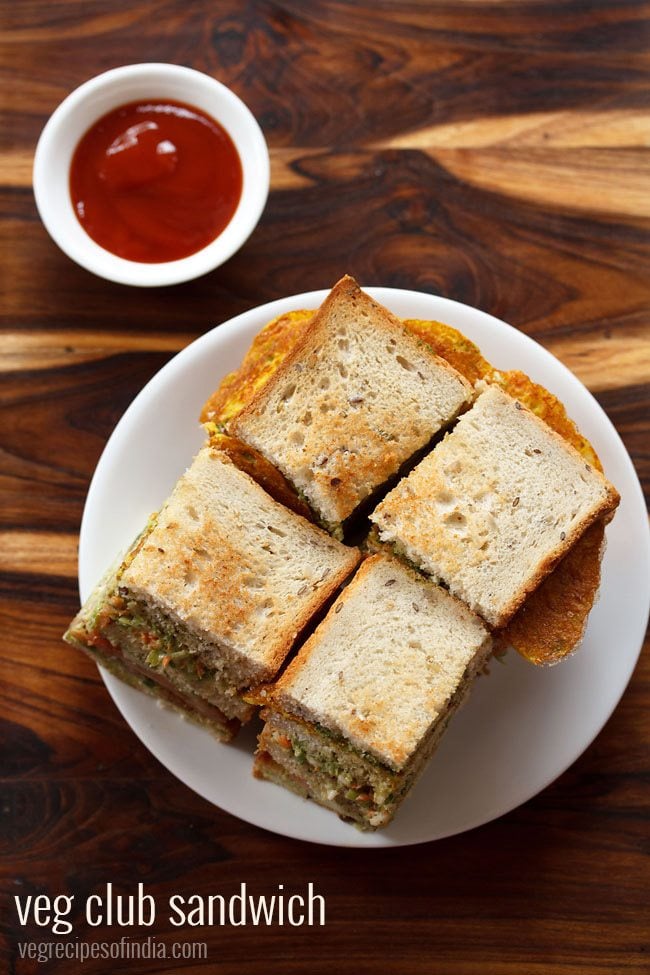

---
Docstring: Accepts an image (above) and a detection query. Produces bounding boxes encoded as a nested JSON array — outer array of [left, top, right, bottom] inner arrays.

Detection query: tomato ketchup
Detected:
[[69, 100, 243, 263]]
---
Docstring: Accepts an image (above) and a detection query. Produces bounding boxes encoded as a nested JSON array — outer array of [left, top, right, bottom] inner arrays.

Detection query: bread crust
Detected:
[[202, 293, 617, 663]]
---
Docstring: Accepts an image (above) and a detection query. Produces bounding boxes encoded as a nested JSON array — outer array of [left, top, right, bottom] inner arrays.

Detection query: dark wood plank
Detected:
[[4, 1, 650, 148], [0, 353, 172, 531], [1, 3, 648, 974]]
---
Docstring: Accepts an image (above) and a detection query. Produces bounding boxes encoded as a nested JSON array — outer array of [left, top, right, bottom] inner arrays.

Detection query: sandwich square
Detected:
[[255, 554, 491, 828], [371, 384, 620, 629], [65, 446, 360, 739], [230, 276, 473, 533]]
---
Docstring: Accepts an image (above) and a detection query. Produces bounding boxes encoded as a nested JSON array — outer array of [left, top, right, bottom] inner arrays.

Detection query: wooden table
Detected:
[[2, 3, 648, 973]]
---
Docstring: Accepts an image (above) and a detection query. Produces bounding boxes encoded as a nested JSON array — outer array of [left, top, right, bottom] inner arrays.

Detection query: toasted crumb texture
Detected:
[[120, 447, 360, 685], [272, 554, 491, 771], [494, 370, 602, 470], [254, 675, 481, 830], [231, 276, 473, 528], [371, 384, 620, 628]]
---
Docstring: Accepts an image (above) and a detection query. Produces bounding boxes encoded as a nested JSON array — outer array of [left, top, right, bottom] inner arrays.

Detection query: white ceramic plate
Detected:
[[78, 288, 649, 847]]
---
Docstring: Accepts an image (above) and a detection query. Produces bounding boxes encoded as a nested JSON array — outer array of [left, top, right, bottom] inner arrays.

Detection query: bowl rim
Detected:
[[32, 62, 270, 286]]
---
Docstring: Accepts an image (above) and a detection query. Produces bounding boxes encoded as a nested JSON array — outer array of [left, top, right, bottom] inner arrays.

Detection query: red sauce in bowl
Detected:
[[69, 100, 243, 263]]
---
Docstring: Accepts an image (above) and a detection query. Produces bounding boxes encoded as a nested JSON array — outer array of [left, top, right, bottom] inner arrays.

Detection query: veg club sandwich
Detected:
[[65, 276, 620, 829]]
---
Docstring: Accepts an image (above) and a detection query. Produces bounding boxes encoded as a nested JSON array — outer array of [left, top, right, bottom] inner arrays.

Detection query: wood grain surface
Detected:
[[1, 2, 649, 974]]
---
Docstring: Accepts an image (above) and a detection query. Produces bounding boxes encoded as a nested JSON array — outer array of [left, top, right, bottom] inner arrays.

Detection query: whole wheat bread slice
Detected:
[[371, 384, 620, 628], [230, 276, 473, 533]]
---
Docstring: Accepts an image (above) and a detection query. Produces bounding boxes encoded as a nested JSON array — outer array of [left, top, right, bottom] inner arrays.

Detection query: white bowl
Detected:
[[33, 63, 269, 286]]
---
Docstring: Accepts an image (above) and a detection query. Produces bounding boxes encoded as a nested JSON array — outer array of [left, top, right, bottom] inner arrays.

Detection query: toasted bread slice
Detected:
[[256, 554, 491, 828], [271, 553, 491, 769], [117, 446, 361, 686], [371, 384, 620, 629], [230, 276, 473, 533]]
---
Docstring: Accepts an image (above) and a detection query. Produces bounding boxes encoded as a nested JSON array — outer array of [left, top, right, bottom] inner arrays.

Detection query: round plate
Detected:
[[78, 288, 649, 847]]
